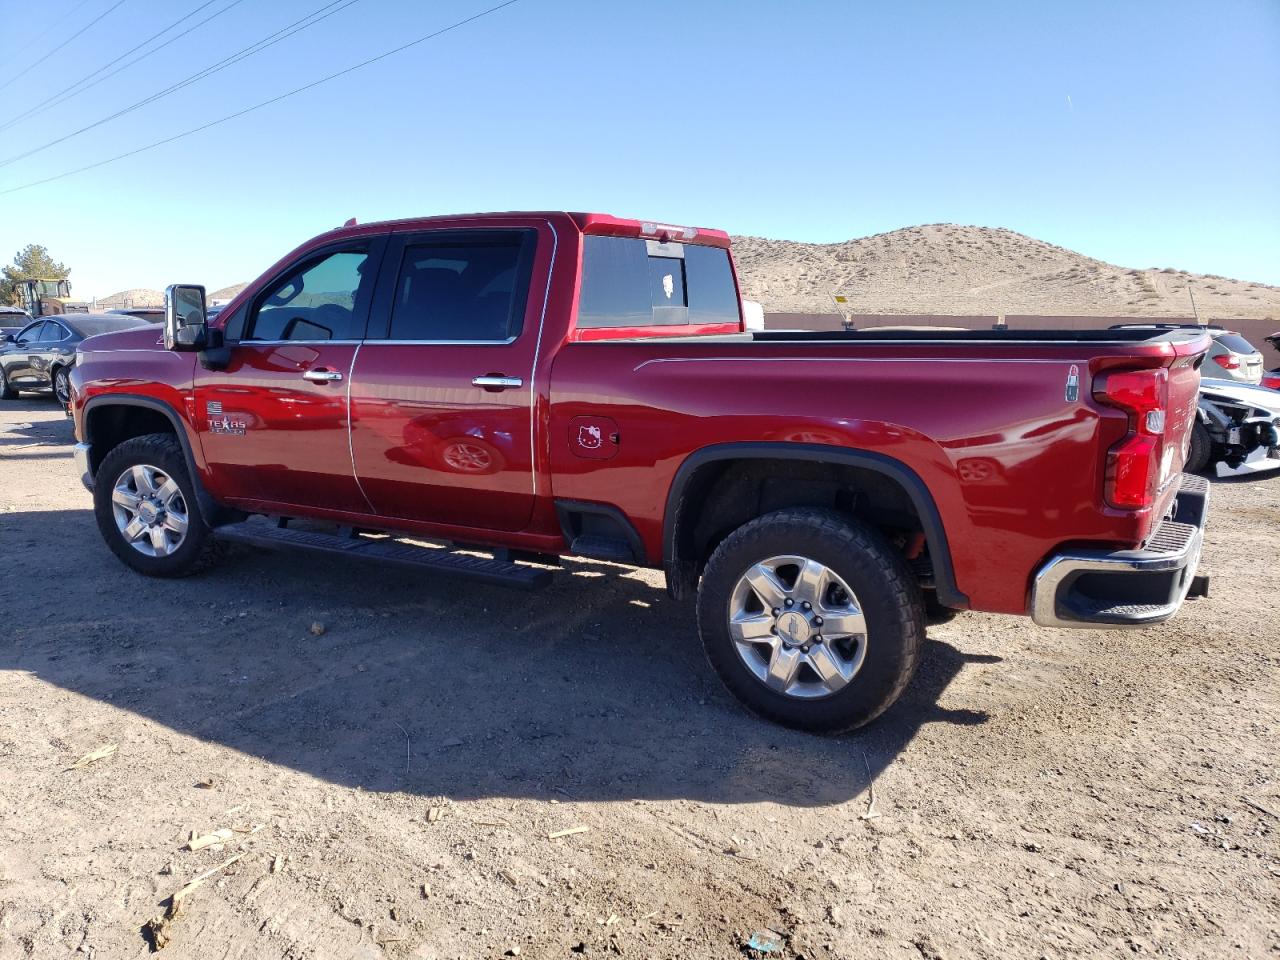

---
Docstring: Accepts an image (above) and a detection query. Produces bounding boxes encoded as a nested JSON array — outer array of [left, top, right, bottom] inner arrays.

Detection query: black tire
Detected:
[[0, 366, 17, 400], [696, 508, 924, 734], [52, 365, 71, 405], [1185, 420, 1214, 474], [93, 432, 226, 578]]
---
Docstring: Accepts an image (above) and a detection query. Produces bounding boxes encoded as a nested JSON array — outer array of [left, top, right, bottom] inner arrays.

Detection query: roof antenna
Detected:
[[1187, 282, 1202, 325]]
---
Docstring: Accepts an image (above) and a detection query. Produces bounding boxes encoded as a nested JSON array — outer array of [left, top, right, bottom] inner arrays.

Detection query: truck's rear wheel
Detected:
[[93, 433, 226, 577], [696, 508, 924, 733]]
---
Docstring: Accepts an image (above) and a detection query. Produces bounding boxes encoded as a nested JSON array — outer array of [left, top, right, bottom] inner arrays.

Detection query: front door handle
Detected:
[[472, 375, 523, 391], [303, 368, 343, 383]]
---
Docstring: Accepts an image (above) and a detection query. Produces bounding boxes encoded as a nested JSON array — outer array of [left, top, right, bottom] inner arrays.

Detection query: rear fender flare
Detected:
[[662, 441, 968, 610]]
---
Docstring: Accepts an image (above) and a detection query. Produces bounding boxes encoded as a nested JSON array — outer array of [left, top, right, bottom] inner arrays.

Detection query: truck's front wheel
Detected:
[[93, 433, 226, 577], [696, 508, 924, 733]]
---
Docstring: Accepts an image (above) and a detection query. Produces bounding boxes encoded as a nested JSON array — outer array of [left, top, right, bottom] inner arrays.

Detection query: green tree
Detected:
[[1, 244, 71, 306]]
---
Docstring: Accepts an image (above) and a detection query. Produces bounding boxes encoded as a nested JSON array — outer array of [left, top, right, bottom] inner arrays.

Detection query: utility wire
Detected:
[[0, 0, 363, 169], [0, 0, 243, 134], [0, 0, 131, 94], [0, 0, 523, 197]]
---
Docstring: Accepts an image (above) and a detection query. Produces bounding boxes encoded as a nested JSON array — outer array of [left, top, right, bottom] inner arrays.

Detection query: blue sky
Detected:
[[0, 0, 1277, 299]]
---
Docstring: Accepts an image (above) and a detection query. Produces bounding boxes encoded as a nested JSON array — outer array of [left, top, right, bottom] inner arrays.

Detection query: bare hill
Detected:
[[97, 288, 163, 308], [210, 282, 248, 301], [731, 224, 1280, 319]]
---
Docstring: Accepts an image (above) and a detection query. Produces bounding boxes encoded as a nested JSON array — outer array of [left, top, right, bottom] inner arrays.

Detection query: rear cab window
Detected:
[[577, 236, 741, 334]]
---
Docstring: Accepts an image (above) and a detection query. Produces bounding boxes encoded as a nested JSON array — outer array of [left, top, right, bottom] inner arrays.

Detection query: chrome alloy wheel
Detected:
[[53, 367, 71, 404], [110, 463, 189, 557], [727, 555, 869, 699]]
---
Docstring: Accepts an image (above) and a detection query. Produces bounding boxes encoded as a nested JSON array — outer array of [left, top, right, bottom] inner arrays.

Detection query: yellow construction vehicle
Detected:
[[14, 278, 87, 317]]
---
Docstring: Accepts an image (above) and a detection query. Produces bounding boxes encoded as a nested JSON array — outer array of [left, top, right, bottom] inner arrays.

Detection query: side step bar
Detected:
[[214, 523, 552, 591]]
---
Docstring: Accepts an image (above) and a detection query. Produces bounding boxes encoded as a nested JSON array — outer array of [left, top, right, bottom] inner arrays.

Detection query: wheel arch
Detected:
[[83, 395, 223, 522], [662, 442, 968, 610]]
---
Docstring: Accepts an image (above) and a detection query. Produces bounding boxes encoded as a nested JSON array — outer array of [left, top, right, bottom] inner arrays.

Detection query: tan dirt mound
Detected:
[[732, 224, 1280, 320]]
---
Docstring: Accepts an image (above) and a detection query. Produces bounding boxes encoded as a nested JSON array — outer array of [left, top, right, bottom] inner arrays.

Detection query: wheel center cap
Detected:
[[138, 501, 159, 524], [777, 611, 811, 646]]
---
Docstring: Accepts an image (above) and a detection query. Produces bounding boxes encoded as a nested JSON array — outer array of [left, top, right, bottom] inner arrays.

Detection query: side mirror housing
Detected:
[[0, 332, 13, 345], [164, 283, 208, 351]]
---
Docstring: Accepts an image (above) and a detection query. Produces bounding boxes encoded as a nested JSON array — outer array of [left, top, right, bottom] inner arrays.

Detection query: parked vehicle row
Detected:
[[1188, 378, 1280, 473], [1111, 323, 1267, 385], [1265, 332, 1280, 391], [0, 313, 149, 403]]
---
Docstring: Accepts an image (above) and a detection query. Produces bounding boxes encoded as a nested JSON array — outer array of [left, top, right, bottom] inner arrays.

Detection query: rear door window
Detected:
[[577, 236, 740, 329], [382, 231, 536, 342]]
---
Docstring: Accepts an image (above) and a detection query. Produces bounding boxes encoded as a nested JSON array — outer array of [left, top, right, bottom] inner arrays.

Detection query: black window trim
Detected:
[[366, 228, 538, 345], [238, 235, 388, 345]]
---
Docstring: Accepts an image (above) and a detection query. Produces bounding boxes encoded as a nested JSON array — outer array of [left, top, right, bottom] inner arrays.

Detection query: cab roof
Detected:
[[323, 211, 733, 249]]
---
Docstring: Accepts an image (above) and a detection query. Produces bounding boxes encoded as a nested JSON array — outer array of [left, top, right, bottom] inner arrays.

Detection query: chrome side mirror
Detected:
[[164, 283, 208, 351]]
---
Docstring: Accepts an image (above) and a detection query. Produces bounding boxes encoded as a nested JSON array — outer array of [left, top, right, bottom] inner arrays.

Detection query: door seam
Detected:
[[346, 341, 377, 513]]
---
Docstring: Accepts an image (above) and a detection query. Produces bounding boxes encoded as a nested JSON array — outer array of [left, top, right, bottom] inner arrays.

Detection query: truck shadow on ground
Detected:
[[0, 503, 995, 808], [1, 405, 995, 807]]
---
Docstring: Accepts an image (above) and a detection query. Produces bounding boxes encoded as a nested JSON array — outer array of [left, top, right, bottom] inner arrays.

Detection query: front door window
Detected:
[[246, 249, 372, 342]]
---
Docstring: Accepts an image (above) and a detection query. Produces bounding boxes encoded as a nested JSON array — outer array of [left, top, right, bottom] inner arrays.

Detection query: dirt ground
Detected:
[[1, 397, 1277, 960]]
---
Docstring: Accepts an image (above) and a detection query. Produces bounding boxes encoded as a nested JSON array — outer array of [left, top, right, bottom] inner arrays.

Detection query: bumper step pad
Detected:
[[1031, 473, 1210, 628]]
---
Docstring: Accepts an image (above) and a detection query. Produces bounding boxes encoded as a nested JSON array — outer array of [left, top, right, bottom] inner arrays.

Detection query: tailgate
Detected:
[[1151, 340, 1209, 530], [1163, 352, 1204, 478]]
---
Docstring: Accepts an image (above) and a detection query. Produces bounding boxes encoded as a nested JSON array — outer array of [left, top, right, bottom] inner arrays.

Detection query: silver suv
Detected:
[[1110, 324, 1264, 384]]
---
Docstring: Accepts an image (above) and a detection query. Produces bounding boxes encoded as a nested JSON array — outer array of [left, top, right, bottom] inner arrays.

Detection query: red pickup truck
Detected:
[[68, 212, 1211, 732]]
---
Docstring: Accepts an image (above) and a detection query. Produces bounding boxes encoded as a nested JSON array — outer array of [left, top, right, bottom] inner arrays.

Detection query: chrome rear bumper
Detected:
[[1031, 474, 1209, 628]]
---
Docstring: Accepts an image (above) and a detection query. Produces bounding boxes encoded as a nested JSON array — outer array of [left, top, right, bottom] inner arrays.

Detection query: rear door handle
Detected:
[[303, 368, 343, 382], [472, 375, 523, 390]]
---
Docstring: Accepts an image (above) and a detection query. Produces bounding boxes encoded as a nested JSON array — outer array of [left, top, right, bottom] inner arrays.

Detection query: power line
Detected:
[[0, 0, 524, 198], [0, 0, 363, 169], [0, 0, 243, 135], [0, 0, 131, 94]]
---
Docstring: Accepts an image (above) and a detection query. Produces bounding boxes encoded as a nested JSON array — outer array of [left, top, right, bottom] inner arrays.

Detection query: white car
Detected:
[[1189, 378, 1280, 474]]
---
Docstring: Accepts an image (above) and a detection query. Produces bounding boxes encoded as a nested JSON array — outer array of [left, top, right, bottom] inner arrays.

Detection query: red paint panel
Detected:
[[546, 338, 1194, 615], [349, 343, 537, 530], [193, 343, 365, 512]]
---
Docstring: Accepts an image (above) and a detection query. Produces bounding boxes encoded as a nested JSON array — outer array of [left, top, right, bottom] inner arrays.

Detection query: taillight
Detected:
[[1094, 368, 1169, 509], [1212, 354, 1240, 371], [1264, 373, 1280, 391]]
